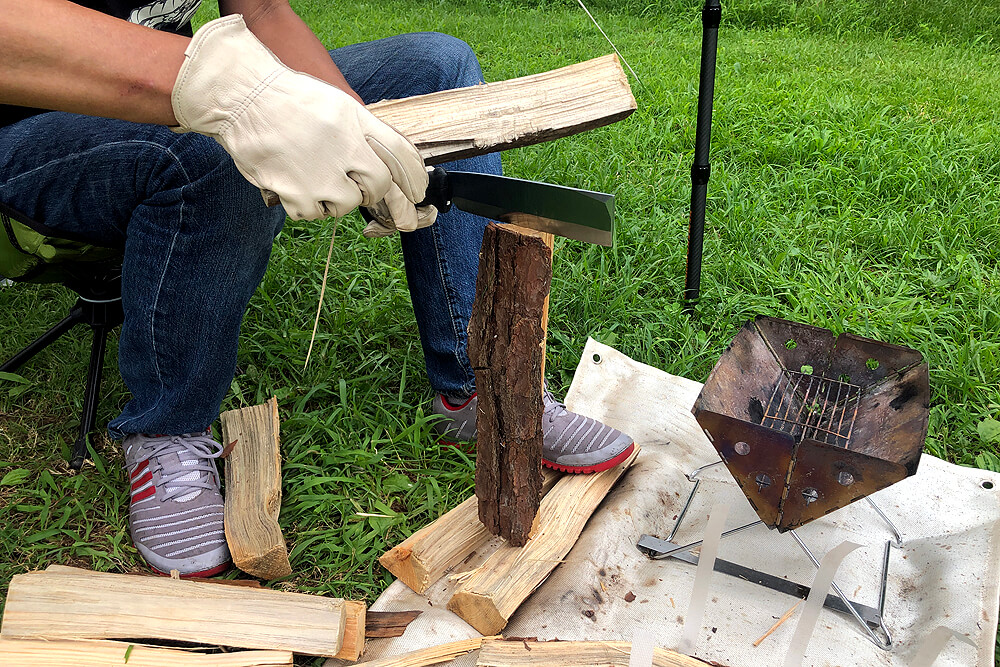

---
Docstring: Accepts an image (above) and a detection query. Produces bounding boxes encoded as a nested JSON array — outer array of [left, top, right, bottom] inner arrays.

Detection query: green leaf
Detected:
[[0, 371, 29, 384], [124, 644, 134, 663], [383, 473, 414, 493], [975, 451, 1000, 473], [977, 418, 1000, 443], [0, 468, 30, 486]]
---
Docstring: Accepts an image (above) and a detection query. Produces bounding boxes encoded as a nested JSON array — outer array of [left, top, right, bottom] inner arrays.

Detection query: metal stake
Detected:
[[684, 0, 721, 308]]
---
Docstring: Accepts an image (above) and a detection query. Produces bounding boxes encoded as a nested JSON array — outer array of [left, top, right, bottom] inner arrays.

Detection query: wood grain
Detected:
[[368, 55, 636, 165], [378, 471, 559, 594], [0, 567, 346, 657], [447, 448, 640, 635], [476, 638, 710, 667], [220, 397, 292, 580], [335, 600, 367, 661], [0, 637, 292, 666], [323, 637, 490, 667]]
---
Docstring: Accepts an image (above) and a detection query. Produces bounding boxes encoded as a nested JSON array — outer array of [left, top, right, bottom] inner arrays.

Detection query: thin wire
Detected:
[[305, 218, 339, 369], [576, 0, 643, 87]]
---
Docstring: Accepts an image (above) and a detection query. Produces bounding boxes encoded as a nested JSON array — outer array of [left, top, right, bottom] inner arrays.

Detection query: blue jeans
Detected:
[[0, 32, 498, 438]]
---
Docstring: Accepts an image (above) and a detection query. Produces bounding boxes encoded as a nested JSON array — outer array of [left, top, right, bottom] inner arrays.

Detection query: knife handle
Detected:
[[263, 166, 452, 217], [418, 166, 452, 212]]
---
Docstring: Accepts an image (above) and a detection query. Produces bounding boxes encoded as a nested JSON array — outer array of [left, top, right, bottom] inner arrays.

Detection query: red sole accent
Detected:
[[440, 392, 477, 411], [543, 442, 636, 474], [150, 561, 232, 578]]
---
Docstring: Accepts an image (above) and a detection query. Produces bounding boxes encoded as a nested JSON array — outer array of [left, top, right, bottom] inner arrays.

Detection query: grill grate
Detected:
[[761, 371, 861, 448]]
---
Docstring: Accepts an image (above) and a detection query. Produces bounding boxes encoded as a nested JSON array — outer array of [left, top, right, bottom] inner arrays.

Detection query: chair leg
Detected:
[[70, 323, 112, 471], [0, 305, 85, 373]]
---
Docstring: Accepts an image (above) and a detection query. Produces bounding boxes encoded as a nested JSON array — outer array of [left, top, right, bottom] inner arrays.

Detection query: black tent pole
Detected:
[[684, 0, 721, 309]]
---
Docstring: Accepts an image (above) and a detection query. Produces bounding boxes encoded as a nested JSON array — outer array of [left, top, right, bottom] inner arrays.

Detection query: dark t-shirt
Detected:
[[0, 0, 203, 128]]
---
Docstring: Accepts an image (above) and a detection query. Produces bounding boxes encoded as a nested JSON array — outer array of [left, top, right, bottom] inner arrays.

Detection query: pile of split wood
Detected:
[[380, 449, 641, 635]]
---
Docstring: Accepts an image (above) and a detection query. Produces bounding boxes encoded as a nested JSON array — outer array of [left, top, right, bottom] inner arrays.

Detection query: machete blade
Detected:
[[444, 171, 615, 246]]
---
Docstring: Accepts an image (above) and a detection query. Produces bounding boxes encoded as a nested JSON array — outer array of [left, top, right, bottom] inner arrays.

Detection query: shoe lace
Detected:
[[543, 389, 569, 424], [144, 433, 224, 502]]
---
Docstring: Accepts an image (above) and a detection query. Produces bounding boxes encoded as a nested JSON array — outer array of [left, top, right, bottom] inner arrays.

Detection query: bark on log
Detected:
[[0, 567, 346, 657], [219, 397, 292, 580], [447, 448, 640, 635], [364, 610, 422, 638], [476, 638, 711, 667], [378, 470, 559, 594], [0, 638, 292, 666], [369, 55, 636, 165], [468, 223, 551, 546]]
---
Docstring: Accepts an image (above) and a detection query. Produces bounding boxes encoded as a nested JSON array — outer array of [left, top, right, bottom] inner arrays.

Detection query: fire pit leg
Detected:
[[637, 460, 902, 650]]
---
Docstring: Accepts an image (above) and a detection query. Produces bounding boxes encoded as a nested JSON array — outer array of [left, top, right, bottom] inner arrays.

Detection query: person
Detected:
[[0, 0, 635, 576]]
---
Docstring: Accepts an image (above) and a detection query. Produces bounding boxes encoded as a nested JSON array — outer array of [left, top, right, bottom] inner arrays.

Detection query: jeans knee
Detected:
[[152, 132, 283, 240], [404, 32, 485, 92]]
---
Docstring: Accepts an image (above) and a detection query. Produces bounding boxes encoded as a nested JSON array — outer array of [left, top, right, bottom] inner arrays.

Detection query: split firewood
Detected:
[[262, 55, 636, 208], [476, 638, 710, 667], [39, 565, 362, 659], [370, 55, 635, 165], [379, 470, 560, 594], [323, 636, 493, 667], [335, 600, 367, 661], [0, 637, 292, 666], [219, 397, 292, 580], [365, 610, 422, 638], [468, 223, 551, 546], [0, 567, 347, 657], [46, 563, 264, 588], [447, 448, 640, 635]]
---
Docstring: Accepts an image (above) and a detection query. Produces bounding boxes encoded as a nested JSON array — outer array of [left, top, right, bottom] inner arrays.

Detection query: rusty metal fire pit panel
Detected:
[[693, 316, 930, 532]]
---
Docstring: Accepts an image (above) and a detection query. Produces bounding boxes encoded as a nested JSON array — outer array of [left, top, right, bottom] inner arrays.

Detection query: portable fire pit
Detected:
[[693, 316, 930, 532], [638, 317, 931, 649]]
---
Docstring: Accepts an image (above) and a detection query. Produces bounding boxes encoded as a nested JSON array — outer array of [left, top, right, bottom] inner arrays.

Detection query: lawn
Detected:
[[1, 0, 999, 660]]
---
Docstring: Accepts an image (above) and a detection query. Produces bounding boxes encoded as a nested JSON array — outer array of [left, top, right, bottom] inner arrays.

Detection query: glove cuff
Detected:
[[171, 15, 288, 135]]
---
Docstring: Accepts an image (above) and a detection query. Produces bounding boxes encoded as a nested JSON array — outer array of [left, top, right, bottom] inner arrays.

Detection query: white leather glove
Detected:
[[362, 184, 438, 238], [171, 15, 427, 222]]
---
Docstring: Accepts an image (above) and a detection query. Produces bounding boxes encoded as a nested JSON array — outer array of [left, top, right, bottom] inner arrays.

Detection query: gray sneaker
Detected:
[[432, 390, 635, 473], [123, 431, 231, 576]]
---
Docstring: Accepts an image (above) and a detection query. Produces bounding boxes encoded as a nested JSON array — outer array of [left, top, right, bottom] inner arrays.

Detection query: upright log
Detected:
[[468, 223, 551, 546]]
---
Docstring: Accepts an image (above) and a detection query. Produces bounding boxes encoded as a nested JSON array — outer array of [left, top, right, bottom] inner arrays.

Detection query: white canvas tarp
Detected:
[[353, 339, 1000, 666]]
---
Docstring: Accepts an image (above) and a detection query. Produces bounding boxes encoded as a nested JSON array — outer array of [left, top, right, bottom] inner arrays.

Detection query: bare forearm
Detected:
[[0, 0, 187, 124], [221, 0, 364, 104]]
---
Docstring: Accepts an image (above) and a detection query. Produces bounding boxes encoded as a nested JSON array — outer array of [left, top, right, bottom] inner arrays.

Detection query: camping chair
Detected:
[[0, 202, 124, 470]]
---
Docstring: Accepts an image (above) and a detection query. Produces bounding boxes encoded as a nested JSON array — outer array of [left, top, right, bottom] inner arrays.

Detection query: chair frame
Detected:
[[1, 212, 123, 470]]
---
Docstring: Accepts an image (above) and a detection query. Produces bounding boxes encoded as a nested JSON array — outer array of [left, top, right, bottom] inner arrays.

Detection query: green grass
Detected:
[[2, 0, 999, 660]]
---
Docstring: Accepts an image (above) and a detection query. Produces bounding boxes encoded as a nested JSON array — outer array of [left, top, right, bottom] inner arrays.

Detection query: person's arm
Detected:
[[0, 0, 186, 124], [218, 0, 364, 104]]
